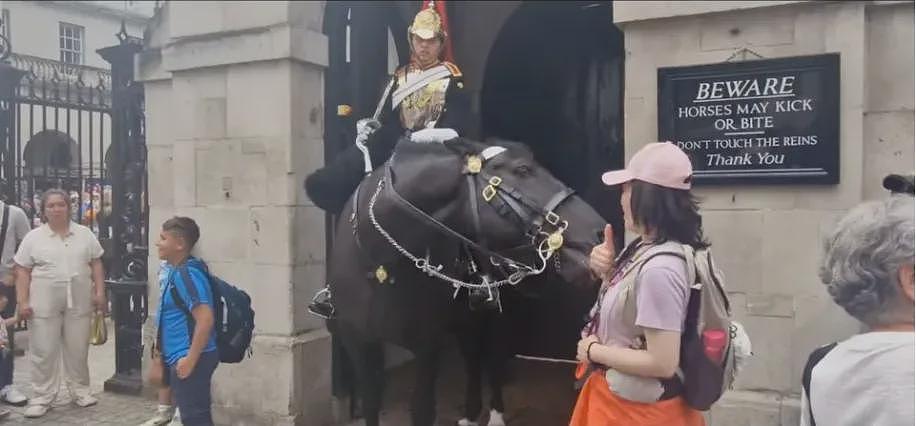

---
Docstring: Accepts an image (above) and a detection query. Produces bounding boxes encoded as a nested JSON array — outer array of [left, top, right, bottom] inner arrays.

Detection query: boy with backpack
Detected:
[[155, 217, 218, 426]]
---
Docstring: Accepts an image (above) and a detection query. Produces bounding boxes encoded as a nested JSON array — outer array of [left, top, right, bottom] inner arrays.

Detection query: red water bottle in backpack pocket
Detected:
[[703, 329, 727, 364]]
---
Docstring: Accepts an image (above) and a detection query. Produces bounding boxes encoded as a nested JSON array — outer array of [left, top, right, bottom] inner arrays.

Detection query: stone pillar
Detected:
[[138, 2, 332, 424]]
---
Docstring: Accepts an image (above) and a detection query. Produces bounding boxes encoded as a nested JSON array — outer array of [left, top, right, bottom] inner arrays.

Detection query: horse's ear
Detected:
[[444, 137, 482, 156], [486, 138, 535, 160]]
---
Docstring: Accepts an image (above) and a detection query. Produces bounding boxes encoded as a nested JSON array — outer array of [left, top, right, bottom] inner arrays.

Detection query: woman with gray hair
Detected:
[[801, 195, 915, 426]]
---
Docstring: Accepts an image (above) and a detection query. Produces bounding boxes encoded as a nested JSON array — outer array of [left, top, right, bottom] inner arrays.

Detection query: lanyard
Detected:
[[583, 241, 652, 336]]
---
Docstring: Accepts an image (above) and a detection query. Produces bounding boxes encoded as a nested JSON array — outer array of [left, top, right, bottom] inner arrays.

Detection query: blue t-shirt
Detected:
[[159, 257, 218, 366], [158, 261, 171, 294]]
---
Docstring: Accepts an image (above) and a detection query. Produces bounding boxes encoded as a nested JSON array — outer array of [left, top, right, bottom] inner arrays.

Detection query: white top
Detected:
[[13, 223, 104, 316], [801, 331, 915, 426]]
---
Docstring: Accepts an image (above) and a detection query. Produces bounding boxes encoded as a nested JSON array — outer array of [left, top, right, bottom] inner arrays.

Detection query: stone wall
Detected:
[[138, 2, 332, 425], [614, 1, 914, 424]]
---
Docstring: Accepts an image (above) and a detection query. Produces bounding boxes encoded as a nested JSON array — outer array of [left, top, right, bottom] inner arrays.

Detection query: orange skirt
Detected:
[[569, 364, 705, 426]]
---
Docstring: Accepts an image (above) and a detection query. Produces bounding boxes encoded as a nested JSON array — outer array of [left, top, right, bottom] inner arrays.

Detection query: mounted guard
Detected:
[[304, 6, 471, 215], [306, 5, 469, 318]]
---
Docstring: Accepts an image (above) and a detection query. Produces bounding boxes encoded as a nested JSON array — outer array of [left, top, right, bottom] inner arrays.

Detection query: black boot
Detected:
[[308, 288, 335, 319]]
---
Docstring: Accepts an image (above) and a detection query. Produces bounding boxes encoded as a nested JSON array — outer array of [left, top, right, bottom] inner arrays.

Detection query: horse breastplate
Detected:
[[397, 67, 451, 131]]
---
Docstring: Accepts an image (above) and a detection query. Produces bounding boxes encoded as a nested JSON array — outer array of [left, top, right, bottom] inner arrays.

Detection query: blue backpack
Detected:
[[170, 269, 255, 364]]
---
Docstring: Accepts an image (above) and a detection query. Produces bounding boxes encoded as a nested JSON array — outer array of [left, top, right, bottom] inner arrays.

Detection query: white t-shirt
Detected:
[[801, 331, 915, 426]]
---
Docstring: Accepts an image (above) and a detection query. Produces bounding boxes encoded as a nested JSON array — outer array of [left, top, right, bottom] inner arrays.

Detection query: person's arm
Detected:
[[12, 234, 33, 320], [581, 329, 682, 378], [90, 258, 107, 314], [2, 315, 17, 328], [13, 208, 30, 243], [439, 75, 471, 136], [577, 261, 689, 378], [14, 265, 31, 320], [186, 303, 215, 367], [88, 232, 107, 314]]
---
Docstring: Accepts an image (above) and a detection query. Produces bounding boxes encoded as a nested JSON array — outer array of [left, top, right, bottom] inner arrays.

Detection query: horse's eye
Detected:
[[515, 165, 533, 176]]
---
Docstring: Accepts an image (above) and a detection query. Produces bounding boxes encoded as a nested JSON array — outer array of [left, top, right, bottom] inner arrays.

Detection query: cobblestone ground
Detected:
[[4, 326, 157, 425], [345, 347, 579, 426]]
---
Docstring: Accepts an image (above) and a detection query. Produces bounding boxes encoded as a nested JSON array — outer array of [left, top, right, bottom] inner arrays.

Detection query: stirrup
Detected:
[[308, 287, 335, 320]]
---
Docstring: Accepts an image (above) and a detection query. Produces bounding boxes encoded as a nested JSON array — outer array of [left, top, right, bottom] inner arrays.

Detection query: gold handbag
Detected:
[[90, 312, 107, 346]]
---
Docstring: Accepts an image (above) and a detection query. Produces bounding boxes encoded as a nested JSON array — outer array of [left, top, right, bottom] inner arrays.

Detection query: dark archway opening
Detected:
[[481, 1, 625, 359], [322, 1, 409, 408]]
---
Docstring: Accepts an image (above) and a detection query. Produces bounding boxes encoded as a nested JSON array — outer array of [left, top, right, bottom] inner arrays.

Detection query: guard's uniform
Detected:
[[304, 10, 470, 214]]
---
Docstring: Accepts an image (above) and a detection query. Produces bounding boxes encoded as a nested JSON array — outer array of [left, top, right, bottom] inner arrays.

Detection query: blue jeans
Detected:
[[169, 350, 219, 426]]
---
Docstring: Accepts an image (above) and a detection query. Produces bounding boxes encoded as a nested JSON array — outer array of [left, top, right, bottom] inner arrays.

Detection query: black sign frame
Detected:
[[658, 54, 840, 185]]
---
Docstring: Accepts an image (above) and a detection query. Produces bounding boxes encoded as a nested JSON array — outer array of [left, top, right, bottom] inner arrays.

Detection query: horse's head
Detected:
[[436, 138, 606, 288]]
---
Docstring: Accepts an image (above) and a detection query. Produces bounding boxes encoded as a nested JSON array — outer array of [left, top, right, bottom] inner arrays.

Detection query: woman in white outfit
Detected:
[[14, 189, 108, 418]]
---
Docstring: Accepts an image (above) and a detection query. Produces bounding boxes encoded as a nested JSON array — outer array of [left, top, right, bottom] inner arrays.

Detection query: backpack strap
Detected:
[[802, 342, 838, 426], [620, 244, 694, 328], [169, 266, 198, 339]]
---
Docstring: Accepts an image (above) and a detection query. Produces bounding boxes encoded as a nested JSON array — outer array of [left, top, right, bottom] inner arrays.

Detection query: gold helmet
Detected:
[[408, 7, 446, 41]]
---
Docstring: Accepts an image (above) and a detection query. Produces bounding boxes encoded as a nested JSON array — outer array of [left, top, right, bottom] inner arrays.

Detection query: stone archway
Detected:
[[23, 129, 80, 173], [479, 1, 625, 359]]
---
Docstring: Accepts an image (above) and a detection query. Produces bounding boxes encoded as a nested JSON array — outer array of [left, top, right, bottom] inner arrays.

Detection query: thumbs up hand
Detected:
[[588, 225, 616, 281]]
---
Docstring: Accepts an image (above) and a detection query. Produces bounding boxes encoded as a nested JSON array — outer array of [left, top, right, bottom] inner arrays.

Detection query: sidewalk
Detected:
[[4, 323, 158, 425]]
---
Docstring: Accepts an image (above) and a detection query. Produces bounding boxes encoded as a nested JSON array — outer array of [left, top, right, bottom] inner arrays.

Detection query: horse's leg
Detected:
[[456, 316, 484, 426], [485, 313, 509, 426], [410, 345, 442, 426], [339, 326, 383, 426]]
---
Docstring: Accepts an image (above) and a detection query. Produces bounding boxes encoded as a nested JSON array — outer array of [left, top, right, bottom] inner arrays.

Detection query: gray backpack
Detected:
[[622, 244, 752, 410]]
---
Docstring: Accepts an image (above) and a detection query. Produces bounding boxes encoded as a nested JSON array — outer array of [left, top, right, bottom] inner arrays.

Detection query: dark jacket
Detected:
[[305, 65, 471, 214]]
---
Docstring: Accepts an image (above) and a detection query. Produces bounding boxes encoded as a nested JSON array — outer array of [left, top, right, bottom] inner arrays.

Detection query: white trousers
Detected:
[[29, 286, 92, 405]]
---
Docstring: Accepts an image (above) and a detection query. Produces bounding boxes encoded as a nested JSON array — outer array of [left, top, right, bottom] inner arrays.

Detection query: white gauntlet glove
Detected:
[[356, 118, 382, 143], [410, 128, 459, 144]]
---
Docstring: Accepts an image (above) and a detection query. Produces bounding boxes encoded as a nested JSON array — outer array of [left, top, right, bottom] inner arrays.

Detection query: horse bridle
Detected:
[[364, 149, 576, 291]]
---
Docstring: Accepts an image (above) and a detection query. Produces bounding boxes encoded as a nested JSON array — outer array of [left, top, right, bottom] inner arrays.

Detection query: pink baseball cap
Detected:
[[601, 142, 693, 190]]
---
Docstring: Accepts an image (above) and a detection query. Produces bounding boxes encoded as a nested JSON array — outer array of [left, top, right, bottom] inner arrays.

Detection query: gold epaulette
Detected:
[[443, 61, 462, 77]]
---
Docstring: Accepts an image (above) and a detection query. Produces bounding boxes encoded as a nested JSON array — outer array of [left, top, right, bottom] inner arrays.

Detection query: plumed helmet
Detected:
[[408, 7, 446, 41]]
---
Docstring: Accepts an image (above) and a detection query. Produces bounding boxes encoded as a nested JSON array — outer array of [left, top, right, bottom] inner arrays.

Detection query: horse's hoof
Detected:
[[487, 409, 506, 426], [457, 418, 479, 426]]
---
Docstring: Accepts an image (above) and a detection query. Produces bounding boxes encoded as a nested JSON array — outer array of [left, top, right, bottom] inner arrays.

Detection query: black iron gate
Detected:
[[0, 24, 150, 395], [1, 50, 113, 237]]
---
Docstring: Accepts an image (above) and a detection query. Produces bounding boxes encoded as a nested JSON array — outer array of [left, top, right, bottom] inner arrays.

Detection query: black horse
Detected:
[[326, 137, 605, 426]]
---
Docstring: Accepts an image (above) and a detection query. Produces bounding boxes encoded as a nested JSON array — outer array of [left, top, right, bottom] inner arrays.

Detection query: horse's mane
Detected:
[[391, 136, 535, 165], [442, 137, 535, 161]]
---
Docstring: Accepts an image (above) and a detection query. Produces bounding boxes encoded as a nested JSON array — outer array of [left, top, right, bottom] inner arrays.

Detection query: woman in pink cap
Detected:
[[570, 142, 706, 426]]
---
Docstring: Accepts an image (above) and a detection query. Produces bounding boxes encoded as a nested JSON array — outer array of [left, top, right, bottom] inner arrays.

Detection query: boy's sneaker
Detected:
[[0, 385, 27, 406], [140, 404, 175, 426]]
